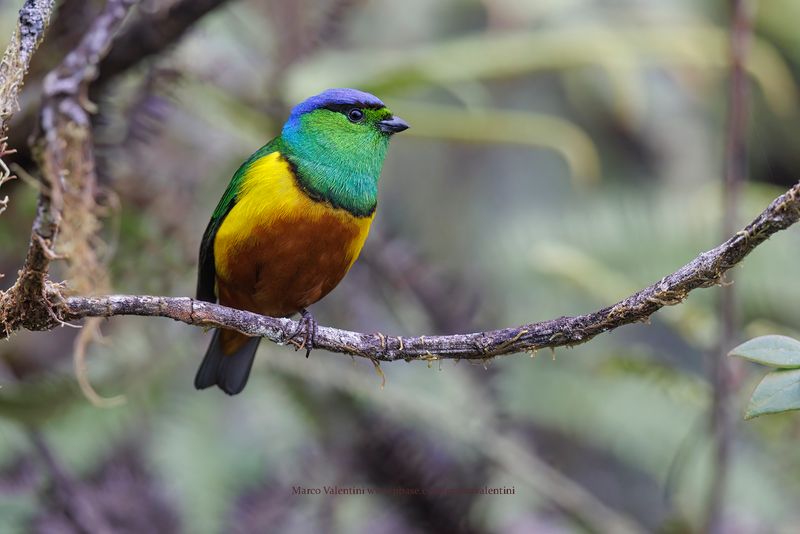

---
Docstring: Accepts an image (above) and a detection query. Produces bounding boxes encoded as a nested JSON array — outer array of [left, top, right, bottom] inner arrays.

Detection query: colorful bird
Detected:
[[195, 88, 408, 395]]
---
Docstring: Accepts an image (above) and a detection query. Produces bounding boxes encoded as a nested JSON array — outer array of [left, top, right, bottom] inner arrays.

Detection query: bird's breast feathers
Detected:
[[213, 151, 374, 316]]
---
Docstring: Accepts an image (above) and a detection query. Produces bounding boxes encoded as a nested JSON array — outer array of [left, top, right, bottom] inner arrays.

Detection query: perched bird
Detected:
[[195, 88, 408, 395]]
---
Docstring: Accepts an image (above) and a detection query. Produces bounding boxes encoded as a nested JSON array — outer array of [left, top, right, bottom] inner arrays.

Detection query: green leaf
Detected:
[[745, 369, 800, 419], [729, 335, 800, 368]]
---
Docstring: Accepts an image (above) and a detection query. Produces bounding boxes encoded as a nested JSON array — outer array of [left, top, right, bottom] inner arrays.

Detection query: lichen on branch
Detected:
[[41, 181, 799, 363], [0, 0, 799, 368], [1, 0, 136, 336], [0, 0, 56, 134]]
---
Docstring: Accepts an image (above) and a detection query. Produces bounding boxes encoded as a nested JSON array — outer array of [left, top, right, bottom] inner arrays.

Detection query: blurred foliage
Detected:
[[2, 0, 800, 532]]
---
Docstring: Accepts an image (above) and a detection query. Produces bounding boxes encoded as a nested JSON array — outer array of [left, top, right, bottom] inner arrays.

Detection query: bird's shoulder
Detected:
[[212, 139, 285, 219], [221, 148, 370, 237], [196, 138, 283, 301]]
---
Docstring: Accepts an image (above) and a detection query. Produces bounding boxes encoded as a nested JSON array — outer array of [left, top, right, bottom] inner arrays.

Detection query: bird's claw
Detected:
[[287, 308, 316, 358]]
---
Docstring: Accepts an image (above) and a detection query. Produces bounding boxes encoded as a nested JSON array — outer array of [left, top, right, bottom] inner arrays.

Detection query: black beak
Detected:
[[378, 116, 409, 134]]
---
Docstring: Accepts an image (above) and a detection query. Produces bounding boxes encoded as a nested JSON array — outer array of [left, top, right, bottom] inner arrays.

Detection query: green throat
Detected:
[[280, 108, 392, 217]]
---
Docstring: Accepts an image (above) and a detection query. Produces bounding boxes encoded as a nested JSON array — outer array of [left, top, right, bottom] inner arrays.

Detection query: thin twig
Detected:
[[0, 137, 13, 215], [707, 1, 754, 531], [361, 233, 479, 333], [3, 180, 790, 361], [95, 0, 230, 89], [29, 431, 113, 534], [3, 0, 231, 173]]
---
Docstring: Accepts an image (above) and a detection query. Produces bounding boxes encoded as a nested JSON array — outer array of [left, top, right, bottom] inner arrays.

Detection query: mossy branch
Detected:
[[0, 0, 56, 192], [9, 181, 796, 363], [1, 0, 798, 366], [1, 0, 136, 336], [0, 0, 55, 135]]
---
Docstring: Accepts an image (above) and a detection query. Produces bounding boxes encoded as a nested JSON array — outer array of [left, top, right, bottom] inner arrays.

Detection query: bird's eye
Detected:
[[347, 108, 364, 122]]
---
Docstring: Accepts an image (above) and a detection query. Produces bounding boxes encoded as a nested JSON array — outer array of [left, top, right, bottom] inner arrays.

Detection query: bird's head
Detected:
[[283, 87, 408, 142], [282, 88, 407, 167], [280, 88, 408, 216]]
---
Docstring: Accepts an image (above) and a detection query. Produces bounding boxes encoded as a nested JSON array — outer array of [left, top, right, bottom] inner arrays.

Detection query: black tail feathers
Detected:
[[194, 329, 260, 395]]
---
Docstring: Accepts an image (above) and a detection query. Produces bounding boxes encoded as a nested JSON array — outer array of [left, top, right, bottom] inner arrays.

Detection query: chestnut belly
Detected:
[[215, 212, 364, 318]]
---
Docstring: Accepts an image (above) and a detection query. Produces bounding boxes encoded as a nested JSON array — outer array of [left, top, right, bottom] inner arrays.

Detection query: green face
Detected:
[[300, 107, 392, 169], [282, 105, 399, 217], [304, 106, 395, 147]]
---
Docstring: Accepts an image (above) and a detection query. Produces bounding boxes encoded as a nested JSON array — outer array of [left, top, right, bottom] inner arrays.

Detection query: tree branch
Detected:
[[2, 0, 232, 176], [0, 0, 135, 335], [18, 180, 792, 362], [0, 0, 55, 135], [0, 0, 56, 193], [707, 0, 754, 530], [95, 0, 231, 89], [29, 431, 113, 534], [29, 0, 136, 280], [1, 2, 797, 367]]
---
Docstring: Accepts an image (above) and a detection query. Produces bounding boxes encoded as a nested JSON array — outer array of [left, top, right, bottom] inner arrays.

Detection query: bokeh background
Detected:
[[2, 0, 800, 532]]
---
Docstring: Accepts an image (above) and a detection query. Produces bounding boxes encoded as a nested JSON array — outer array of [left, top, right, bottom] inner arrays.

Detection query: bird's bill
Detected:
[[377, 116, 409, 134]]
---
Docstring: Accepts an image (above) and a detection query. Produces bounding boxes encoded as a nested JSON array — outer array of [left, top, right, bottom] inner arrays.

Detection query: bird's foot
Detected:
[[287, 308, 316, 358]]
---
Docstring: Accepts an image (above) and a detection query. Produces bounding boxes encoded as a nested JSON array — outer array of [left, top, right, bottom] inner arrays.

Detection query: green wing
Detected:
[[196, 138, 282, 302]]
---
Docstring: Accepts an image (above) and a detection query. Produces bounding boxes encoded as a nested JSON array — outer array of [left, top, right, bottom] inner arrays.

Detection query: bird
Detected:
[[194, 88, 409, 395]]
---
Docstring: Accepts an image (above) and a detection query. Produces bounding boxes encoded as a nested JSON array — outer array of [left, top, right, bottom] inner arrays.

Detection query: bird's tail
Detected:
[[194, 329, 260, 395]]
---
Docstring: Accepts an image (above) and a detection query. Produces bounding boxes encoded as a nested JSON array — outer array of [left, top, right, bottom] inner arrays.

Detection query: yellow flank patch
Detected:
[[213, 151, 374, 283]]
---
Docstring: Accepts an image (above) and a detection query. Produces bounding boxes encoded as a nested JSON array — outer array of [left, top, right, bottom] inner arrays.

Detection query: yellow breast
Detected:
[[213, 151, 374, 316]]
